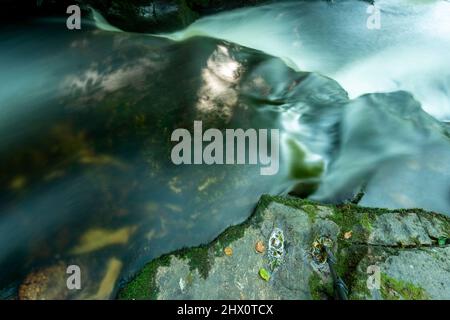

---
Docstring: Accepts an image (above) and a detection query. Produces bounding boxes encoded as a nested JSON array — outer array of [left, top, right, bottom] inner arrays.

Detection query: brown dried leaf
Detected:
[[344, 231, 353, 239], [255, 241, 265, 253], [224, 247, 233, 256]]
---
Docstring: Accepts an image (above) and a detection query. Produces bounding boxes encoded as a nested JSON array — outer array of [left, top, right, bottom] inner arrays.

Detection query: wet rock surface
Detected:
[[85, 0, 273, 32], [118, 195, 450, 300]]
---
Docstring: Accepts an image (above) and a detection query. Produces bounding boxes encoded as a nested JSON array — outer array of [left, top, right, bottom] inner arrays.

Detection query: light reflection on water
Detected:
[[169, 0, 450, 121]]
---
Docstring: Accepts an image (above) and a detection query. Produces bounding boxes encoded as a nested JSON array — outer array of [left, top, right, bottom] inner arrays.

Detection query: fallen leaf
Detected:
[[259, 268, 270, 282], [344, 231, 353, 239], [255, 241, 265, 253], [224, 247, 233, 256]]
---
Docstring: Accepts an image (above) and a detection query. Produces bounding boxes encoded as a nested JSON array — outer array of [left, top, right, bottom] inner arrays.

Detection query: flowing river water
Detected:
[[0, 0, 449, 298]]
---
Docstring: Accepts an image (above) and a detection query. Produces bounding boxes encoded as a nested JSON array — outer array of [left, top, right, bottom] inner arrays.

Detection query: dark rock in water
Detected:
[[18, 257, 123, 300], [118, 195, 450, 300], [1, 0, 273, 32], [19, 263, 69, 300], [87, 0, 274, 32]]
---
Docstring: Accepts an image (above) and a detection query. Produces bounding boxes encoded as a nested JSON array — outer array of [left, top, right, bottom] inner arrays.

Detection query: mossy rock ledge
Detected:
[[118, 195, 450, 300]]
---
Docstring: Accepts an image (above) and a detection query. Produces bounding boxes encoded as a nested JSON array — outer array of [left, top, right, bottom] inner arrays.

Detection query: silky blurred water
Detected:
[[170, 0, 450, 121]]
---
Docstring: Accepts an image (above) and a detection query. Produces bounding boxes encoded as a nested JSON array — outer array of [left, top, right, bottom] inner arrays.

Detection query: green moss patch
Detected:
[[380, 273, 430, 300], [117, 254, 172, 300], [175, 245, 210, 279], [300, 204, 318, 222], [309, 273, 333, 300], [334, 245, 370, 299]]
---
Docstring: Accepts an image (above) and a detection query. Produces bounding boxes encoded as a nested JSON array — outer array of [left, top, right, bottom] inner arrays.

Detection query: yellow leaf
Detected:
[[70, 226, 137, 255], [91, 258, 123, 300], [224, 247, 233, 256]]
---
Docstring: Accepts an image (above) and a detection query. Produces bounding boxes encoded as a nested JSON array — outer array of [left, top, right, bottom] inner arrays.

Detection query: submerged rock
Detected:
[[118, 195, 450, 300], [2, 0, 273, 32], [88, 0, 275, 32], [19, 263, 69, 300], [18, 257, 123, 300]]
